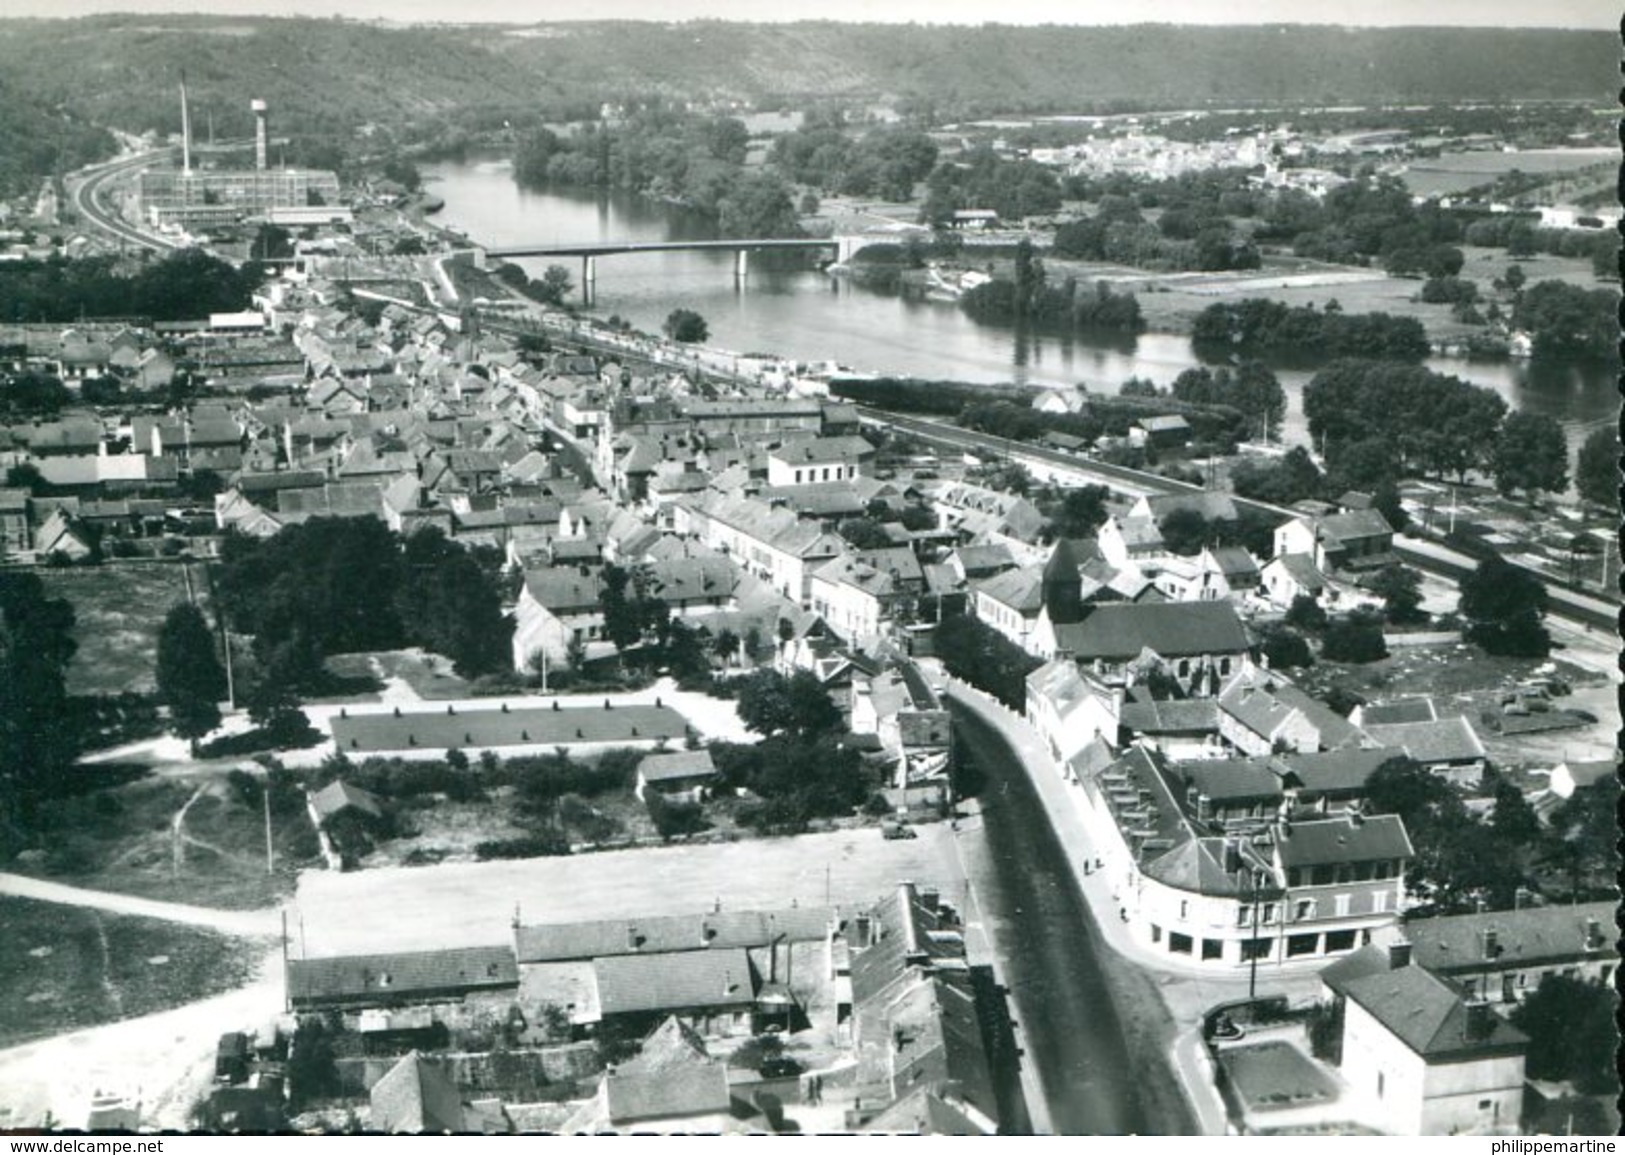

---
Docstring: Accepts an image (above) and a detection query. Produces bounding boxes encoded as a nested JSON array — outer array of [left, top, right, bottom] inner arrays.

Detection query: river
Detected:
[[423, 157, 1617, 451]]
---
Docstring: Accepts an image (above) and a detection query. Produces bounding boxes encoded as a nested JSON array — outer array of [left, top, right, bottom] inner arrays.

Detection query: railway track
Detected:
[[858, 406, 1619, 633]]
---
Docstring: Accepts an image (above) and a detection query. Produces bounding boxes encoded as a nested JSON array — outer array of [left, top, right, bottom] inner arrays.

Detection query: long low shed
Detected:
[[329, 703, 687, 753]]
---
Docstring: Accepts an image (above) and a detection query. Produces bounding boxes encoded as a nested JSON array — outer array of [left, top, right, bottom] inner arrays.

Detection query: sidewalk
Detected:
[[937, 670, 1325, 1134]]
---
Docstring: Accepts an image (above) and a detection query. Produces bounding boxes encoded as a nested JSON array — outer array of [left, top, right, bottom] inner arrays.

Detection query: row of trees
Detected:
[[1192, 299, 1430, 361], [1052, 194, 1261, 273], [0, 250, 263, 324]]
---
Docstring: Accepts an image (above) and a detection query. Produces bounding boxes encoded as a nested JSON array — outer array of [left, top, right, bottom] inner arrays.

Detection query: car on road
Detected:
[[881, 822, 916, 840]]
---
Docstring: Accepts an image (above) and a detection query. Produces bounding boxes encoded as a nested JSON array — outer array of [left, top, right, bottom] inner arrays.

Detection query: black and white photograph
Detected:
[[0, 0, 1617, 1138]]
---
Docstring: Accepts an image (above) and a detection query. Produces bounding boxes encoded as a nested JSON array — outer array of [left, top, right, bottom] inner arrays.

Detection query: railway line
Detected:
[[68, 149, 180, 254], [858, 407, 1619, 633]]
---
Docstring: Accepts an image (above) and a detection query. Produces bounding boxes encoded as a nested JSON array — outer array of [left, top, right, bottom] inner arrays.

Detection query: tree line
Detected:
[[0, 250, 262, 324], [513, 108, 802, 240], [1192, 299, 1430, 361]]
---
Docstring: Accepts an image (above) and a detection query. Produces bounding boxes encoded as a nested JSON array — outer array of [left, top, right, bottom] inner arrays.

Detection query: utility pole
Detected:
[[1248, 868, 1263, 1001], [263, 772, 274, 875]]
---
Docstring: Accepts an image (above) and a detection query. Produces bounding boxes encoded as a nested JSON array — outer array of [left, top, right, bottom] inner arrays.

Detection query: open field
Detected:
[[1396, 148, 1615, 198], [0, 896, 262, 1051], [39, 563, 204, 696], [292, 824, 963, 958], [10, 775, 320, 910]]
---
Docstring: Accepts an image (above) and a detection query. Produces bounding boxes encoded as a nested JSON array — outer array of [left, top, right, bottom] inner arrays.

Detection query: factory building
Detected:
[[137, 92, 341, 231]]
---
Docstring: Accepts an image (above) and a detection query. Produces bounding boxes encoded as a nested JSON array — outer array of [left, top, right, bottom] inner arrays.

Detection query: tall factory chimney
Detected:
[[179, 73, 193, 174], [252, 99, 268, 171]]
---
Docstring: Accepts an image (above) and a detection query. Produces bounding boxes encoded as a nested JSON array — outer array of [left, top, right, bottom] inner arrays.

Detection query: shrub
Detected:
[[1321, 610, 1389, 664], [646, 792, 709, 840], [474, 833, 571, 860]]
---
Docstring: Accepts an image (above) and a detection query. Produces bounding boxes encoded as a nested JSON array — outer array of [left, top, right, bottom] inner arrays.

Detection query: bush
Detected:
[[474, 833, 571, 860], [1284, 595, 1328, 633], [1320, 610, 1389, 663], [1258, 624, 1314, 669], [646, 792, 710, 840]]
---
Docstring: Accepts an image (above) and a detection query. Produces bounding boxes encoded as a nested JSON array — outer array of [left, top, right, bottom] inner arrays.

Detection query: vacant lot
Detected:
[[11, 775, 320, 910], [0, 896, 262, 1050], [293, 824, 963, 957], [40, 563, 203, 696]]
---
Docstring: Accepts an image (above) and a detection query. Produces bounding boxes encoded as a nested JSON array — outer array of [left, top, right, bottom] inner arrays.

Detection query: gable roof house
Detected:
[[1216, 669, 1370, 756], [1043, 600, 1251, 696], [1274, 509, 1397, 577], [288, 946, 519, 1011], [369, 1051, 466, 1134], [1321, 946, 1527, 1135], [510, 565, 607, 671], [847, 883, 1000, 1135]]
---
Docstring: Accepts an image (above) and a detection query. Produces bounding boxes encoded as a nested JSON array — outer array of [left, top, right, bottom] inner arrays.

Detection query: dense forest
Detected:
[[0, 250, 261, 323], [0, 74, 116, 200], [0, 18, 1608, 181]]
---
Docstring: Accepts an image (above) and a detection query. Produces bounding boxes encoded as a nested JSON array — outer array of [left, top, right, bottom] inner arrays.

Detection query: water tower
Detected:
[[251, 99, 268, 171]]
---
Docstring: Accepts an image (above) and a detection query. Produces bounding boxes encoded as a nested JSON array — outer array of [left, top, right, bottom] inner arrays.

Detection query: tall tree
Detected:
[[1492, 411, 1568, 498], [0, 572, 78, 828], [1457, 554, 1550, 657], [1574, 425, 1619, 511], [155, 603, 226, 748]]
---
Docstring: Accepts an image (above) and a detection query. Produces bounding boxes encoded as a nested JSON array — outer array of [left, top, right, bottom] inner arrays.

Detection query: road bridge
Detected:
[[486, 235, 876, 301]]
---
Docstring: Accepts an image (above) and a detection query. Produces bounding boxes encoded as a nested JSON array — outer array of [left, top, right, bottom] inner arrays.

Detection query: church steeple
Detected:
[[1042, 537, 1085, 625]]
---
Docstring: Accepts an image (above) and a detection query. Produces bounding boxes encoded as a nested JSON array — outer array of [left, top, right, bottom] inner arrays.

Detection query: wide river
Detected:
[[424, 158, 1616, 451]]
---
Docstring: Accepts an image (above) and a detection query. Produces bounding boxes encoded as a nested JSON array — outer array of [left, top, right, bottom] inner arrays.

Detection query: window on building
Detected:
[[1263, 903, 1277, 923], [1334, 894, 1351, 917], [1219, 657, 1231, 674], [1503, 975, 1517, 1002], [1177, 659, 1191, 677], [1241, 937, 1274, 962], [1286, 868, 1303, 887], [1179, 899, 1188, 920], [1311, 865, 1336, 886], [1377, 1072, 1384, 1099], [1324, 930, 1357, 953], [1236, 905, 1252, 928], [1294, 899, 1315, 921], [1287, 933, 1320, 957], [1202, 938, 1224, 961], [1169, 932, 1193, 955], [1372, 891, 1389, 913], [1361, 929, 1372, 945]]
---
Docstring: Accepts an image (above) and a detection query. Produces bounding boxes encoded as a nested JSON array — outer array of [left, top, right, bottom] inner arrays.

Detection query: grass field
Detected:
[[1397, 149, 1615, 199], [0, 896, 262, 1050], [39, 563, 205, 696], [15, 776, 321, 911]]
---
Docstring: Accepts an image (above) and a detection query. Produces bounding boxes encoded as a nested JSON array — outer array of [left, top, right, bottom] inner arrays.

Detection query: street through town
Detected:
[[952, 705, 1196, 1135]]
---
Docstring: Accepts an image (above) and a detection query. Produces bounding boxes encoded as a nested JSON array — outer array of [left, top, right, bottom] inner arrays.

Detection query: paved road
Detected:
[[951, 705, 1190, 1134], [69, 149, 178, 253]]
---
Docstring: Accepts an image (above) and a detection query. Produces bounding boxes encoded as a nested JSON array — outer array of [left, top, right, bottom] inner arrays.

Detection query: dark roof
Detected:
[[1276, 813, 1413, 867], [1402, 901, 1616, 974], [1335, 965, 1527, 1060], [330, 704, 686, 753], [603, 1017, 731, 1123], [1363, 717, 1486, 765], [636, 749, 719, 784], [593, 948, 755, 1016], [1320, 509, 1393, 543], [973, 566, 1043, 613], [515, 907, 833, 964], [1358, 698, 1439, 726], [1120, 698, 1220, 735], [370, 1052, 464, 1133], [288, 946, 518, 1005], [1055, 601, 1249, 661], [310, 780, 384, 823]]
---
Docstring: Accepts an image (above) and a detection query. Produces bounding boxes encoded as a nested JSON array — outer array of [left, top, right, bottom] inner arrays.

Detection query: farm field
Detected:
[[0, 896, 262, 1051], [38, 563, 204, 696], [1396, 148, 1615, 198]]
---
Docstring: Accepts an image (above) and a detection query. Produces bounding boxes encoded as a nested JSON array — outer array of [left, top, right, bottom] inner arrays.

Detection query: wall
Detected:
[[1420, 1053, 1525, 1135], [1339, 996, 1426, 1134]]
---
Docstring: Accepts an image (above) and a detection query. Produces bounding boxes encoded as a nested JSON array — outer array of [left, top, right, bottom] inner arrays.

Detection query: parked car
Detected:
[[881, 822, 916, 841]]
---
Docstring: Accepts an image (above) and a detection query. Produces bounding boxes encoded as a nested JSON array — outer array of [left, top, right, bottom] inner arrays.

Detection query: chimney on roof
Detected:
[[1482, 929, 1500, 960], [1585, 917, 1605, 951], [1387, 940, 1412, 970]]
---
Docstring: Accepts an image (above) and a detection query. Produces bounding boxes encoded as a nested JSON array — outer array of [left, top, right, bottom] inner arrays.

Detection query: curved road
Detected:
[[69, 149, 179, 253], [953, 705, 1194, 1134]]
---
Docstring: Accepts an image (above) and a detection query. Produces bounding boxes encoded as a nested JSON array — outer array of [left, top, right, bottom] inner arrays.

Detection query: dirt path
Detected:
[[0, 873, 280, 938], [0, 947, 284, 1131], [171, 784, 206, 876]]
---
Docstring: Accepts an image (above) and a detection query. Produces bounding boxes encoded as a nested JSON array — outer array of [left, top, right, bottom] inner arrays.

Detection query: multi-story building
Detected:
[[138, 168, 342, 229]]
